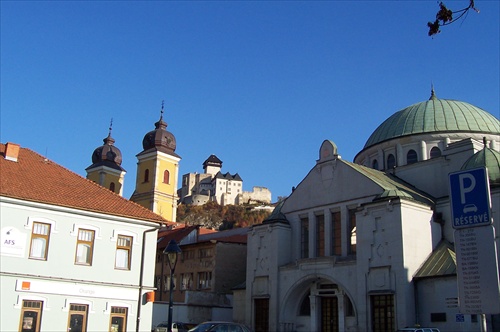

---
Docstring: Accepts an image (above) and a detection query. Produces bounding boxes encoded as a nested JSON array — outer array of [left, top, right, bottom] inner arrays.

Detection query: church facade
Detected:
[[245, 90, 500, 332]]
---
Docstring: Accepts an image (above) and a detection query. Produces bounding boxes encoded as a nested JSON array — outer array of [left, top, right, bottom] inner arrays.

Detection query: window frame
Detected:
[[331, 211, 342, 256], [29, 222, 51, 260], [406, 149, 418, 164], [430, 146, 442, 159], [19, 300, 43, 332], [316, 214, 325, 257], [109, 306, 128, 332], [348, 209, 357, 255], [386, 154, 396, 170], [75, 229, 95, 266], [197, 271, 212, 290], [67, 303, 89, 332], [115, 235, 133, 270], [163, 170, 170, 184], [300, 217, 309, 259]]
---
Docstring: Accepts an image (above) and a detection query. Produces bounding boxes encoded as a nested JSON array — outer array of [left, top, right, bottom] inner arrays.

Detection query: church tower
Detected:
[[130, 103, 181, 222], [86, 121, 126, 195]]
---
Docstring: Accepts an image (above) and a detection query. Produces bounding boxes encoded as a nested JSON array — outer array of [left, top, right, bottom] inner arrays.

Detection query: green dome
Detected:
[[364, 91, 500, 149], [461, 146, 500, 185]]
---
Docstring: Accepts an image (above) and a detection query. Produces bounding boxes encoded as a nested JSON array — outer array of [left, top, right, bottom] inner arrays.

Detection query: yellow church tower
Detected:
[[86, 121, 126, 195], [130, 102, 181, 222]]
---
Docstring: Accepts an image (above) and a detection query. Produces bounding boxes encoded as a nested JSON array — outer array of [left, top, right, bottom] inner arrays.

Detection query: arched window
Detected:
[[299, 293, 311, 316], [372, 159, 379, 170], [430, 146, 441, 159], [387, 154, 396, 170], [109, 182, 115, 193], [163, 170, 170, 184], [407, 149, 418, 164], [144, 169, 149, 183]]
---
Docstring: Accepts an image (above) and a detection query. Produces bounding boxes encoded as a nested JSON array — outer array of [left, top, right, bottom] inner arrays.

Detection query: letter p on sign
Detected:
[[459, 173, 476, 204]]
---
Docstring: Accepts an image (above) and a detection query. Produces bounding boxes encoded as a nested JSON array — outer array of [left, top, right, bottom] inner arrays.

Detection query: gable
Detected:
[[282, 159, 382, 213]]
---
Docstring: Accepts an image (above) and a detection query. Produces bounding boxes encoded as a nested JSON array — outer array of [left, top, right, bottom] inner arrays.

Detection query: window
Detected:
[[182, 250, 195, 261], [144, 169, 149, 183], [164, 275, 177, 291], [299, 294, 311, 316], [316, 214, 325, 257], [109, 307, 128, 332], [163, 170, 170, 184], [430, 146, 441, 159], [348, 209, 357, 255], [75, 229, 95, 265], [181, 273, 194, 290], [67, 304, 88, 332], [19, 300, 43, 332], [300, 217, 309, 259], [199, 248, 213, 258], [386, 154, 396, 170], [430, 312, 447, 322], [345, 295, 355, 317], [371, 294, 394, 332], [372, 159, 379, 170], [198, 272, 212, 289], [115, 235, 132, 270], [110, 182, 115, 193], [407, 149, 418, 164], [332, 211, 342, 256], [29, 222, 51, 260]]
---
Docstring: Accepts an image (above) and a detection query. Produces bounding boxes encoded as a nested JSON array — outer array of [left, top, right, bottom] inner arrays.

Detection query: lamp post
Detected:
[[163, 240, 181, 332]]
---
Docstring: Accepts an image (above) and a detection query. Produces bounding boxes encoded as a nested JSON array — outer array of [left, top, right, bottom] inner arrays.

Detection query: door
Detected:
[[321, 297, 338, 332]]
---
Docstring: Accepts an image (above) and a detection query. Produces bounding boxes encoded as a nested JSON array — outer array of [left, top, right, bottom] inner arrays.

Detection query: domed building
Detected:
[[130, 105, 181, 222], [86, 125, 126, 195], [244, 90, 499, 332]]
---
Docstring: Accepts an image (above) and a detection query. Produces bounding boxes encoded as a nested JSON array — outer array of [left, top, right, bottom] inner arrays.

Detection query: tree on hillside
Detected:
[[427, 0, 479, 36]]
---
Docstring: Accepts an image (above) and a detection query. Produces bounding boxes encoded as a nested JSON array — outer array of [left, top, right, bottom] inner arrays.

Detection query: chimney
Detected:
[[4, 142, 20, 162]]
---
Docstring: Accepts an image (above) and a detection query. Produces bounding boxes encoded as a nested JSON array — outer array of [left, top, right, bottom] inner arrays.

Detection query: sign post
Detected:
[[449, 167, 500, 315]]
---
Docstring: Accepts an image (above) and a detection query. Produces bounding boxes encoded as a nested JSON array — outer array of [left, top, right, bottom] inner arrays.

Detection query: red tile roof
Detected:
[[0, 143, 168, 224], [157, 225, 199, 250]]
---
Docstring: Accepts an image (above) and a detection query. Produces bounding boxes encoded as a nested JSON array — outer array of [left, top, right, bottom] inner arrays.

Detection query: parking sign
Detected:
[[449, 167, 491, 229]]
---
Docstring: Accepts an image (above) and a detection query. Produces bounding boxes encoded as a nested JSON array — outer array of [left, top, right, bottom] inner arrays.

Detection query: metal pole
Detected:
[[167, 268, 174, 332], [480, 314, 487, 332]]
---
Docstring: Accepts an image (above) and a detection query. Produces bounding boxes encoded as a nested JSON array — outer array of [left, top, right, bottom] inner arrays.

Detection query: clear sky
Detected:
[[1, 1, 499, 202]]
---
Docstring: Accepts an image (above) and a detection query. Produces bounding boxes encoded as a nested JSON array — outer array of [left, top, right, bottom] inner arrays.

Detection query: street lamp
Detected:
[[163, 240, 182, 332]]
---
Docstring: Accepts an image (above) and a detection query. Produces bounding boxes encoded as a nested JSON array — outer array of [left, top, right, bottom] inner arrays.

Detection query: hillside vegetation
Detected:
[[177, 201, 272, 230]]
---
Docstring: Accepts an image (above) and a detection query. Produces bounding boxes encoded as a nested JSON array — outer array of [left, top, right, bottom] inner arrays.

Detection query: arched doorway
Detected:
[[280, 276, 356, 332]]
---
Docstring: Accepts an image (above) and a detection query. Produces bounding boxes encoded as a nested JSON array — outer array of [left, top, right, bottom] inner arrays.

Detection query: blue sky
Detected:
[[1, 1, 499, 202]]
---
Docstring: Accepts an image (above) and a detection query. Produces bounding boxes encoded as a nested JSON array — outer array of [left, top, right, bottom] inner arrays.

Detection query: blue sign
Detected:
[[456, 313, 465, 323], [449, 167, 491, 229]]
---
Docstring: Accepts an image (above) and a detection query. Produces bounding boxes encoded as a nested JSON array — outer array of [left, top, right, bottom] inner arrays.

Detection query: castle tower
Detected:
[[203, 154, 223, 175], [86, 121, 126, 195], [130, 103, 181, 222]]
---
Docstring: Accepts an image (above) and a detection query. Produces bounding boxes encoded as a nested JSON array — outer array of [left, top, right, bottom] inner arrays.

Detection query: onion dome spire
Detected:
[[141, 100, 178, 156], [88, 118, 124, 170]]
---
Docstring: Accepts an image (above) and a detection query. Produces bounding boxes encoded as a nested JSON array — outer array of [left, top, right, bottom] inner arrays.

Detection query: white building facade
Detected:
[[245, 90, 500, 332], [0, 142, 166, 332]]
